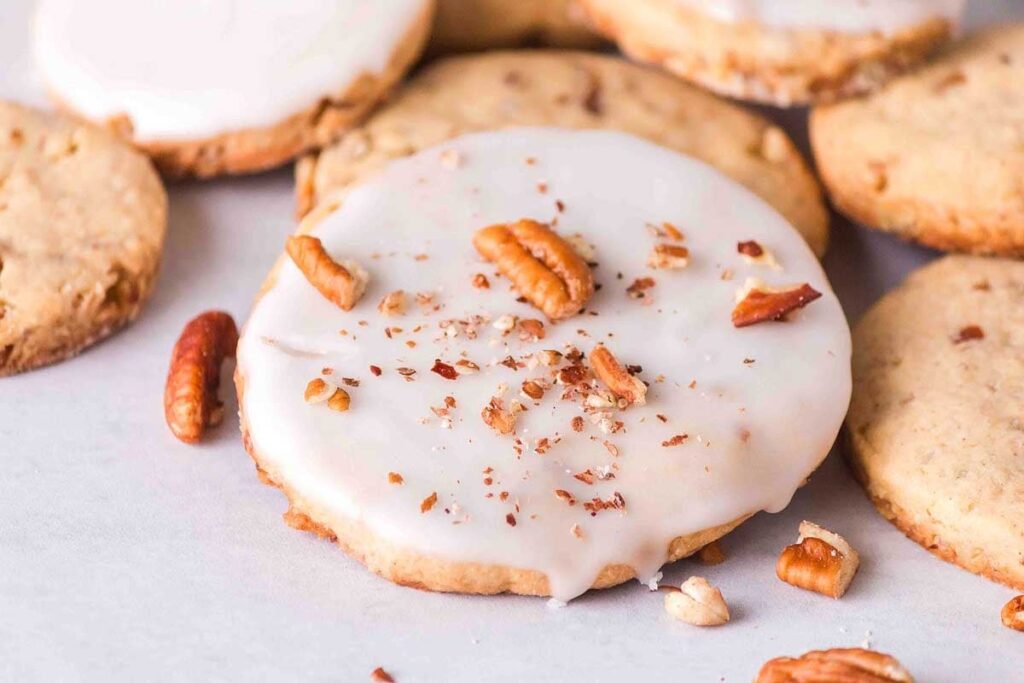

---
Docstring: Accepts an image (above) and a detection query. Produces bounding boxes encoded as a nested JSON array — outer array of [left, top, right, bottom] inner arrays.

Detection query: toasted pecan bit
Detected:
[[732, 280, 821, 327], [472, 273, 490, 289], [953, 325, 985, 344], [648, 244, 690, 270], [626, 276, 656, 299], [326, 388, 351, 412], [387, 472, 404, 485], [431, 360, 458, 380], [756, 648, 913, 683], [583, 492, 626, 516], [697, 541, 726, 566], [738, 240, 765, 258], [518, 318, 546, 341], [286, 235, 368, 311], [557, 364, 591, 386], [482, 397, 518, 435], [661, 434, 689, 447], [506, 513, 517, 527], [521, 380, 545, 400], [454, 359, 480, 375], [777, 521, 860, 599], [164, 311, 238, 444], [369, 365, 382, 376], [370, 667, 395, 683], [571, 416, 585, 433], [1003, 595, 1024, 632], [304, 378, 333, 403], [378, 290, 406, 316], [662, 222, 684, 241], [554, 489, 576, 506], [472, 219, 594, 321], [571, 523, 583, 538], [420, 492, 438, 513], [664, 576, 730, 627], [590, 345, 647, 407]]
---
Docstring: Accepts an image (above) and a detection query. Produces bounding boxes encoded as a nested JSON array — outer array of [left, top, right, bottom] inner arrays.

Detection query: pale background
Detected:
[[2, 1, 1022, 681]]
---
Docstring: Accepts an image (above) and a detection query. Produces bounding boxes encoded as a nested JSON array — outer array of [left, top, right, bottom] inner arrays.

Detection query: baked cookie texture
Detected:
[[0, 101, 167, 377], [576, 0, 958, 106], [848, 256, 1024, 591], [297, 51, 829, 255], [39, 1, 435, 179], [812, 24, 1024, 256], [429, 0, 602, 54]]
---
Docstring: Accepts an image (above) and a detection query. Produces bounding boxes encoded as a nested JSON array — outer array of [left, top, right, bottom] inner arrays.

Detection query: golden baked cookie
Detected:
[[0, 101, 167, 377], [33, 0, 435, 178], [240, 127, 851, 599], [812, 24, 1024, 256], [430, 0, 601, 54], [296, 51, 829, 255], [848, 256, 1024, 591], [577, 0, 962, 106]]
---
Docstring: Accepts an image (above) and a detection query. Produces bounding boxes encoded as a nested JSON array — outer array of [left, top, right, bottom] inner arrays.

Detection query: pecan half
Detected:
[[777, 521, 860, 599], [473, 219, 594, 321], [164, 311, 238, 444], [590, 345, 646, 407], [286, 234, 368, 311], [733, 279, 821, 328], [1003, 595, 1024, 632], [756, 648, 914, 683], [663, 576, 730, 627]]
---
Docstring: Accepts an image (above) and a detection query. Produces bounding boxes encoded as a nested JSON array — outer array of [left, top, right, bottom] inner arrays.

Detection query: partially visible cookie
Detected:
[[848, 256, 1024, 591], [812, 24, 1024, 256], [577, 0, 963, 106], [297, 51, 829, 255], [0, 101, 167, 376], [33, 0, 435, 178], [430, 0, 601, 54]]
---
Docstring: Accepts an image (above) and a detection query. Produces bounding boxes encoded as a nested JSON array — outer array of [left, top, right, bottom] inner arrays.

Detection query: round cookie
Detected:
[[848, 256, 1024, 591], [577, 0, 964, 106], [296, 51, 830, 256], [430, 0, 602, 54], [812, 24, 1024, 257], [0, 101, 167, 377], [239, 127, 852, 599], [33, 0, 436, 178]]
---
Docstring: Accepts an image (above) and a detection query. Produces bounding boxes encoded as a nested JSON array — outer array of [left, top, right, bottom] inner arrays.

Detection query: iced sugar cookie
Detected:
[[0, 101, 166, 376], [848, 256, 1024, 591], [238, 128, 851, 600], [33, 0, 435, 178], [577, 0, 964, 106], [297, 51, 829, 255], [430, 0, 601, 54], [812, 24, 1024, 256]]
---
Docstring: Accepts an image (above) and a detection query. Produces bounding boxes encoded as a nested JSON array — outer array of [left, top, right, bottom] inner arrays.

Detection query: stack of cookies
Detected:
[[3, 0, 1021, 677]]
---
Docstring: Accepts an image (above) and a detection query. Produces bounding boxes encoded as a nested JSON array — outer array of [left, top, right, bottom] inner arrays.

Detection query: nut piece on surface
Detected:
[[286, 234, 368, 311], [164, 310, 238, 444], [777, 521, 860, 599], [756, 648, 914, 683], [589, 344, 646, 407], [370, 666, 395, 682], [663, 576, 730, 627], [1003, 595, 1024, 632], [472, 219, 594, 321], [732, 278, 821, 328], [377, 290, 406, 316], [647, 243, 690, 270]]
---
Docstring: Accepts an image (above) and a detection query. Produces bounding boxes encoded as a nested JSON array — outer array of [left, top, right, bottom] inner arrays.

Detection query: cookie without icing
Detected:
[[429, 0, 602, 54], [240, 127, 851, 600], [848, 256, 1024, 591], [812, 24, 1024, 257], [0, 101, 167, 377], [297, 51, 829, 255], [577, 0, 963, 106], [33, 0, 435, 178]]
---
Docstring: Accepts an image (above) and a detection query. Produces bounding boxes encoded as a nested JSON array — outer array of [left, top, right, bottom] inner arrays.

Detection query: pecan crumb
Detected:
[[472, 273, 490, 289], [431, 359, 458, 380], [505, 513, 517, 527], [554, 489, 576, 506], [420, 492, 438, 513], [953, 325, 984, 344], [737, 240, 764, 258], [662, 434, 689, 447], [369, 365, 382, 376], [388, 472, 404, 485], [370, 667, 395, 683], [571, 416, 585, 432]]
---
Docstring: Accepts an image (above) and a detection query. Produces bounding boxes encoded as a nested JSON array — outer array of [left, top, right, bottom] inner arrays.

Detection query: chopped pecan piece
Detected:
[[732, 280, 821, 327], [589, 345, 646, 407], [377, 290, 406, 316], [1003, 595, 1024, 632], [776, 521, 859, 599], [431, 360, 458, 380], [648, 244, 689, 270], [953, 325, 984, 343], [285, 235, 368, 311]]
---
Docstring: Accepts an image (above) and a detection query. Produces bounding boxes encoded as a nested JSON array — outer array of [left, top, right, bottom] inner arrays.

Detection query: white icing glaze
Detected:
[[675, 0, 965, 34], [32, 0, 430, 141], [238, 129, 852, 601]]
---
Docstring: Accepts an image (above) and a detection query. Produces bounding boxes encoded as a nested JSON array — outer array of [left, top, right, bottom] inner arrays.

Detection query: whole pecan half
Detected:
[[756, 648, 913, 682], [164, 311, 238, 444], [473, 219, 594, 321]]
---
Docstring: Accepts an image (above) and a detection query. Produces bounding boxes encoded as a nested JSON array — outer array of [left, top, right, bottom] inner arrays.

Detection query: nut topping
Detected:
[[286, 235, 368, 311], [164, 311, 238, 444], [953, 325, 984, 344], [473, 219, 594, 321], [663, 576, 730, 627], [732, 279, 822, 328], [589, 345, 647, 407], [1002, 595, 1024, 632], [377, 290, 406, 316], [756, 648, 914, 683], [648, 244, 690, 270], [481, 396, 522, 435], [777, 521, 860, 599]]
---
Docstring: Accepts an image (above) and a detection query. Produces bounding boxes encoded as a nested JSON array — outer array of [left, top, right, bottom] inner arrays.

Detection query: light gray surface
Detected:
[[2, 2, 1022, 681]]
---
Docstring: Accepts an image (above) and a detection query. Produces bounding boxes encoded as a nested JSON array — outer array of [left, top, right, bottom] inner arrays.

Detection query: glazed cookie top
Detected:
[[239, 128, 851, 601], [33, 0, 433, 141], [674, 0, 964, 33]]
